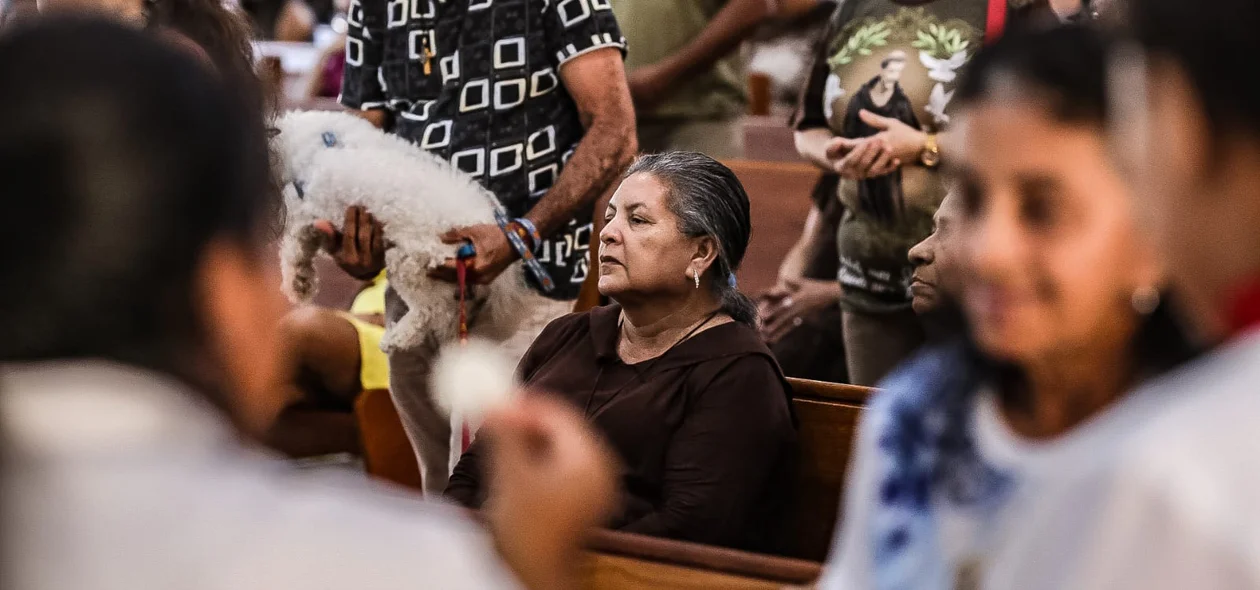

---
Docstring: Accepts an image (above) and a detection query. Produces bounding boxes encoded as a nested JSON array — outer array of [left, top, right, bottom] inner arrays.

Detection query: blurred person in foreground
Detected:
[[818, 25, 1202, 588], [1069, 0, 1260, 584], [36, 0, 265, 118], [0, 18, 615, 590]]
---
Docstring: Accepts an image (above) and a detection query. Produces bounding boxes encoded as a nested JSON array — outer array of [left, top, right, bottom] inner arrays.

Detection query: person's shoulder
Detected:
[[222, 459, 521, 588], [692, 322, 787, 376], [871, 340, 973, 412], [1111, 335, 1260, 528], [857, 341, 983, 469], [538, 304, 614, 339]]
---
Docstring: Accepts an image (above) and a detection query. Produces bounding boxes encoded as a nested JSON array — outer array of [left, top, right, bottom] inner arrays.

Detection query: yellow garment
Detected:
[[349, 271, 387, 316], [344, 272, 389, 390]]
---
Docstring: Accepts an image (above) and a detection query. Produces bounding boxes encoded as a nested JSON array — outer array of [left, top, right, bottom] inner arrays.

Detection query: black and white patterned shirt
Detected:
[[339, 0, 625, 300]]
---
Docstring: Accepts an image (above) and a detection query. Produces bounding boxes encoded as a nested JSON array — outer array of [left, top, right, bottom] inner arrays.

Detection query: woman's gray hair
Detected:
[[624, 152, 758, 326]]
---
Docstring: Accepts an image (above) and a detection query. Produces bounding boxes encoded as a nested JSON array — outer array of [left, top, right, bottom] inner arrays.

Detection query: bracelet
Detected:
[[505, 221, 537, 253], [514, 217, 542, 252], [492, 210, 556, 293]]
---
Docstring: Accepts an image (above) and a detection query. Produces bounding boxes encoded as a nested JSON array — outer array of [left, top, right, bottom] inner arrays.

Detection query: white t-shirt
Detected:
[[820, 331, 1260, 590], [0, 362, 521, 590]]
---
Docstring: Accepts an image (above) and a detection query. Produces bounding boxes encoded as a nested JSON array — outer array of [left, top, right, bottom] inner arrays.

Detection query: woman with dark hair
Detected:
[[447, 152, 797, 552], [818, 25, 1202, 589], [0, 18, 618, 590]]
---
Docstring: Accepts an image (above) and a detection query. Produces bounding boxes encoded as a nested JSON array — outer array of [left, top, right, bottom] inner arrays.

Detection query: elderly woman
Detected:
[[447, 152, 798, 552]]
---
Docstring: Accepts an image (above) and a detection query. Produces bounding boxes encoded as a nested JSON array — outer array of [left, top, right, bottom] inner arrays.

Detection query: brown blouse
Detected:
[[445, 304, 798, 552]]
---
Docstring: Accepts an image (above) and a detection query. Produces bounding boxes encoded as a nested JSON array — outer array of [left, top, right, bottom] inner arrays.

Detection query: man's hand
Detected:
[[758, 278, 841, 344], [428, 223, 518, 285], [826, 109, 927, 179], [314, 206, 386, 280], [483, 395, 618, 590], [627, 63, 675, 110]]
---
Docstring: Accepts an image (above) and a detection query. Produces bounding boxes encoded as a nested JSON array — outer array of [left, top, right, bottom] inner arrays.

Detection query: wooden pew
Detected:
[[779, 378, 874, 562], [722, 160, 820, 295], [584, 529, 820, 589], [354, 388, 423, 491]]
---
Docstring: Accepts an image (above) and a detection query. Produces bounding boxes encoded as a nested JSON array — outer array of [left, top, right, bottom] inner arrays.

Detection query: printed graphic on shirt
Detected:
[[823, 9, 978, 131], [339, 0, 624, 299], [815, 4, 984, 310]]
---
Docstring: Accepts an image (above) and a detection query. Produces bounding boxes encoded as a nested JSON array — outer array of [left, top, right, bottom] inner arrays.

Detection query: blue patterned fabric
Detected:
[[865, 341, 1013, 589]]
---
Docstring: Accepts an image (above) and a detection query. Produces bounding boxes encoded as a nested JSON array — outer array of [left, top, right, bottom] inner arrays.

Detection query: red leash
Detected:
[[455, 247, 473, 452]]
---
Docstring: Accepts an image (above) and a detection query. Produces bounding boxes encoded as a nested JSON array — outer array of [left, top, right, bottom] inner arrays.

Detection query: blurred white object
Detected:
[[254, 40, 321, 74], [818, 331, 1260, 590], [431, 338, 520, 420], [330, 15, 349, 35], [747, 36, 812, 100], [313, 24, 339, 49], [0, 362, 522, 590]]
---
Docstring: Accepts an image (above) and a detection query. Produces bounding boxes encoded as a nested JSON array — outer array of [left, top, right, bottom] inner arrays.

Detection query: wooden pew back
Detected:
[[722, 160, 820, 295], [354, 388, 423, 491], [584, 529, 820, 589], [780, 378, 873, 562]]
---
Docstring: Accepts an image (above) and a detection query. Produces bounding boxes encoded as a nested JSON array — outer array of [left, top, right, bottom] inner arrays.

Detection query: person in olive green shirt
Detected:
[[612, 0, 819, 158]]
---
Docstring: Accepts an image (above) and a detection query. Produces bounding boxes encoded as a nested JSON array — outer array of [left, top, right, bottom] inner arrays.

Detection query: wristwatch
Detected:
[[920, 133, 941, 168]]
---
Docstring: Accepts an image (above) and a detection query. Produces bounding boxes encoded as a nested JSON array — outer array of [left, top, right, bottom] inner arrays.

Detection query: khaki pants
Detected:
[[841, 307, 925, 387], [636, 117, 744, 159], [384, 286, 573, 495]]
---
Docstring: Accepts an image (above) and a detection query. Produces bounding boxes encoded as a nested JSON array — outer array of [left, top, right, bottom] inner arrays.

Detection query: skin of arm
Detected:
[[523, 46, 638, 240], [778, 204, 827, 282], [795, 127, 840, 172], [759, 205, 841, 343]]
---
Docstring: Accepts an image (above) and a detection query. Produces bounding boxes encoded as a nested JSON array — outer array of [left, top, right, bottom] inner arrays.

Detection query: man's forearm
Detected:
[[654, 0, 774, 84], [524, 114, 637, 238], [779, 206, 825, 281]]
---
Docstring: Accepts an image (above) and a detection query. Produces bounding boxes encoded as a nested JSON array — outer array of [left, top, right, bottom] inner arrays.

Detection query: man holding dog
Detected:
[[324, 0, 637, 494]]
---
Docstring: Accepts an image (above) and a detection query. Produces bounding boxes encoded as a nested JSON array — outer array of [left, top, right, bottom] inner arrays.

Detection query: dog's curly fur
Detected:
[[272, 110, 535, 353]]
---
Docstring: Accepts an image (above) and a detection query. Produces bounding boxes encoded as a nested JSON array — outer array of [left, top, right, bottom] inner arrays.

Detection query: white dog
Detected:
[[272, 110, 534, 354]]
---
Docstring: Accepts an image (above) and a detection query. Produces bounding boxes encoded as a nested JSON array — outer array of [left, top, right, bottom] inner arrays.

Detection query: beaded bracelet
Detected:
[[514, 217, 542, 252], [492, 211, 555, 293], [504, 221, 537, 253]]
